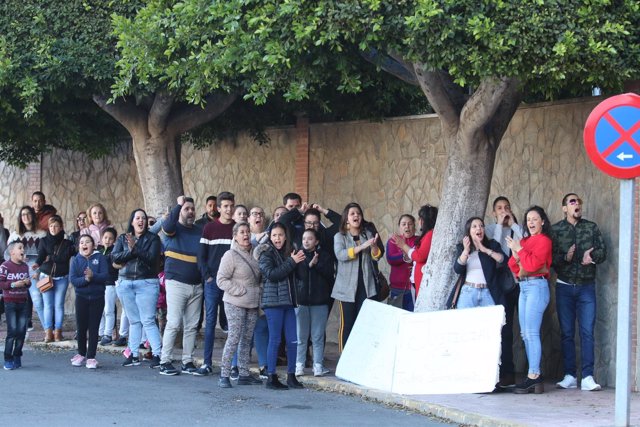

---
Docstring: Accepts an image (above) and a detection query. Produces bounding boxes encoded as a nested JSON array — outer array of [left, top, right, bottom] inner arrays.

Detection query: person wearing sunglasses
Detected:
[[552, 193, 607, 392]]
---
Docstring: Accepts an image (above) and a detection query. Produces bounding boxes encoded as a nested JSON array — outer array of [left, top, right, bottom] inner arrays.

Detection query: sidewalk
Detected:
[[5, 320, 638, 427]]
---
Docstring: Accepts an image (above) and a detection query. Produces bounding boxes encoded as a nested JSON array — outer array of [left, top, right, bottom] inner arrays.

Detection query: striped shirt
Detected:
[[198, 219, 235, 283]]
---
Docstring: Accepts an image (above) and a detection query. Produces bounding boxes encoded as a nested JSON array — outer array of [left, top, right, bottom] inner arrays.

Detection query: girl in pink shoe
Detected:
[[69, 235, 109, 369]]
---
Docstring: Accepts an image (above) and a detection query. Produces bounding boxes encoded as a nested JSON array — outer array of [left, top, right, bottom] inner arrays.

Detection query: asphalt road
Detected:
[[0, 346, 452, 427]]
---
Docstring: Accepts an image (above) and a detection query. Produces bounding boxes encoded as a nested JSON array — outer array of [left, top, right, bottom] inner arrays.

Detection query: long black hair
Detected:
[[269, 222, 293, 255], [126, 208, 149, 235], [522, 206, 552, 238], [17, 205, 37, 235], [463, 216, 490, 252], [416, 204, 438, 247]]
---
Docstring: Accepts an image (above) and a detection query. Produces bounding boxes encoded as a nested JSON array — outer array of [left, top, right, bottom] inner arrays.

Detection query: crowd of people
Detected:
[[0, 190, 606, 395]]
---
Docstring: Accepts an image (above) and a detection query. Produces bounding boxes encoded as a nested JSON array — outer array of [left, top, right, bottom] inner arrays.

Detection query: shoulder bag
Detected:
[[36, 243, 61, 293]]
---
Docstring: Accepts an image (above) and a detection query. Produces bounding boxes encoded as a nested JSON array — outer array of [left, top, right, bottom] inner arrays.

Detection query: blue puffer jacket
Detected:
[[254, 242, 297, 308], [69, 251, 109, 299]]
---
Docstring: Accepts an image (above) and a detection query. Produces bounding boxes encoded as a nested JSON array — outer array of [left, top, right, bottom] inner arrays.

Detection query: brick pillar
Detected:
[[26, 159, 42, 198], [294, 114, 310, 202]]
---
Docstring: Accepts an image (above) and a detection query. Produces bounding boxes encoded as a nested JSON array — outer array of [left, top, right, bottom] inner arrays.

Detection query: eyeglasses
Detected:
[[250, 212, 264, 217], [567, 198, 582, 206], [304, 221, 320, 227]]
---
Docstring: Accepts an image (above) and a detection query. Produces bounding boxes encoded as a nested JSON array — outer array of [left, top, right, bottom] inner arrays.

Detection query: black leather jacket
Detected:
[[112, 232, 161, 280]]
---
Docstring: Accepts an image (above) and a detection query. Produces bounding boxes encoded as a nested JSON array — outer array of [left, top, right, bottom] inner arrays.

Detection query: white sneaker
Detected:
[[295, 363, 305, 376], [86, 359, 99, 369], [556, 374, 577, 389], [313, 363, 330, 377], [581, 375, 601, 391]]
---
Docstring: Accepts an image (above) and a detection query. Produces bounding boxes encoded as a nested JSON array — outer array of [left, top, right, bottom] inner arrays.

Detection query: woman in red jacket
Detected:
[[506, 206, 552, 395], [387, 214, 417, 311], [393, 204, 438, 298]]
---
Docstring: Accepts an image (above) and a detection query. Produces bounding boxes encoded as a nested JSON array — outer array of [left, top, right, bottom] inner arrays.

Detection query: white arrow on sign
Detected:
[[617, 152, 634, 161]]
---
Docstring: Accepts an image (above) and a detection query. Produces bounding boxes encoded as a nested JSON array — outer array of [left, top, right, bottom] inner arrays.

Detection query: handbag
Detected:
[[498, 267, 518, 294], [371, 261, 390, 302], [37, 242, 62, 294], [447, 274, 465, 309], [36, 275, 53, 293]]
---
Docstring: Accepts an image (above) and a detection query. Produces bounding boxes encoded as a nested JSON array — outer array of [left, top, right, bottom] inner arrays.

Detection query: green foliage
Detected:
[[0, 0, 140, 166]]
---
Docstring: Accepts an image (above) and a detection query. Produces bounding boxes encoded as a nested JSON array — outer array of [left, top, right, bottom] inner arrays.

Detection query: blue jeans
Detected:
[[556, 282, 596, 377], [4, 302, 29, 361], [295, 305, 328, 365], [254, 314, 268, 367], [41, 275, 69, 330], [265, 306, 297, 374], [457, 286, 495, 309], [116, 278, 162, 357], [99, 286, 118, 336], [518, 278, 550, 375], [203, 279, 224, 366], [389, 288, 414, 311]]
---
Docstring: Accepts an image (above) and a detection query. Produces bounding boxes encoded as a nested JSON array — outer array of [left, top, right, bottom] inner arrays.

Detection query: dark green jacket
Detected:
[[551, 218, 606, 285]]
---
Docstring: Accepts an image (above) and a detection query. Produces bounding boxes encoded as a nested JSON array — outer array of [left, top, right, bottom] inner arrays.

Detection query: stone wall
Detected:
[[0, 161, 32, 229], [0, 97, 623, 386]]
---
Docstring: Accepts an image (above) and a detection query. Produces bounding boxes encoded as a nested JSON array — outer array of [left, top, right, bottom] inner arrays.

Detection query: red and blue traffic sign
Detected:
[[584, 93, 640, 179]]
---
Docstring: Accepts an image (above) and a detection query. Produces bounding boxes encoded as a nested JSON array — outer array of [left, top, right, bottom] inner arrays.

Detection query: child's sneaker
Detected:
[[122, 347, 132, 359], [3, 360, 14, 370], [122, 355, 140, 367], [313, 363, 330, 377], [71, 355, 86, 367], [99, 335, 112, 346], [86, 359, 99, 369], [295, 363, 305, 376]]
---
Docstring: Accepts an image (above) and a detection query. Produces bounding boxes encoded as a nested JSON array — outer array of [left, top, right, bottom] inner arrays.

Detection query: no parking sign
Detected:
[[583, 93, 640, 179], [586, 93, 640, 427]]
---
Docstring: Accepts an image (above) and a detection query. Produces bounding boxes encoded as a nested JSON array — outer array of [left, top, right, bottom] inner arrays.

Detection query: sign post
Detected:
[[584, 93, 640, 427]]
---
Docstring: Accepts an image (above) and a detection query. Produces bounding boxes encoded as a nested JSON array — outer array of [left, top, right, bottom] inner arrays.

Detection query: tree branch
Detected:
[[168, 92, 239, 136], [148, 90, 176, 136], [92, 95, 147, 135], [459, 77, 513, 140], [489, 78, 522, 149], [361, 49, 419, 86], [413, 65, 467, 129]]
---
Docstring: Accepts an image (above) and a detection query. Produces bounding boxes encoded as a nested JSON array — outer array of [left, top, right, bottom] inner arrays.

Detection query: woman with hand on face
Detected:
[[69, 235, 109, 369], [332, 203, 384, 353], [33, 215, 76, 342], [255, 223, 306, 390], [506, 206, 553, 395], [388, 214, 418, 311], [453, 217, 505, 309]]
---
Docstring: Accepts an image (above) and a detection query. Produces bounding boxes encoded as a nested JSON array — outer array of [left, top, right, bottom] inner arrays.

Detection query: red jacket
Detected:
[[410, 230, 433, 296], [386, 236, 417, 291], [508, 234, 552, 278]]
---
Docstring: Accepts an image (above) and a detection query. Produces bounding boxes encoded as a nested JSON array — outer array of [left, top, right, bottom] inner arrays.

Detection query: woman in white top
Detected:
[[453, 217, 505, 308]]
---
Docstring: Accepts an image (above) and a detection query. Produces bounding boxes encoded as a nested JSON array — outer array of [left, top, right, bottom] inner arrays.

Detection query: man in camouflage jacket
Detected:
[[552, 193, 607, 392]]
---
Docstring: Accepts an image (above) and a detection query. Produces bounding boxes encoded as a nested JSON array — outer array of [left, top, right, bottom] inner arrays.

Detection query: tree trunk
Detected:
[[414, 131, 497, 311], [408, 69, 521, 312], [130, 130, 183, 216], [93, 91, 237, 216]]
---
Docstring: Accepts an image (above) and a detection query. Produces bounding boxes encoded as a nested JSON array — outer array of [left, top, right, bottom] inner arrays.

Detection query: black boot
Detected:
[[266, 374, 288, 390], [287, 373, 304, 389]]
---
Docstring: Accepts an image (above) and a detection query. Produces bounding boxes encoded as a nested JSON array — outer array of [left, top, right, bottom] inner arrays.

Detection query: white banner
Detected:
[[336, 300, 505, 394]]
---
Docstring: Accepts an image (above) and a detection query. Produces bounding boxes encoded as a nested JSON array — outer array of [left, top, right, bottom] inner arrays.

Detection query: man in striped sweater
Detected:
[[195, 191, 236, 376]]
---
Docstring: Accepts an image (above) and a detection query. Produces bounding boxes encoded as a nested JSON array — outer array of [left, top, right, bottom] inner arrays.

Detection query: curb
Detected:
[[29, 340, 525, 427]]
